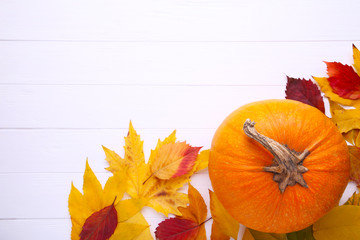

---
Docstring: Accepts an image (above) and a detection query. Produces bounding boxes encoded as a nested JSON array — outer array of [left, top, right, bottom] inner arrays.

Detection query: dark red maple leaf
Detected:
[[155, 218, 200, 240], [80, 201, 118, 240], [325, 61, 360, 100], [285, 77, 325, 113]]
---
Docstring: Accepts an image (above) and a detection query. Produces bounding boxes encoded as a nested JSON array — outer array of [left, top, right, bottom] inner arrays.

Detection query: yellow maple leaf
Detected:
[[209, 190, 239, 240], [68, 160, 148, 240], [313, 205, 360, 240]]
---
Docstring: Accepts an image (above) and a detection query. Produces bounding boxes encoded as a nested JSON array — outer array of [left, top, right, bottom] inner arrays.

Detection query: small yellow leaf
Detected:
[[178, 184, 208, 224], [313, 205, 360, 240], [209, 190, 239, 240], [150, 142, 201, 180], [354, 44, 360, 74], [194, 149, 210, 172], [313, 76, 360, 107]]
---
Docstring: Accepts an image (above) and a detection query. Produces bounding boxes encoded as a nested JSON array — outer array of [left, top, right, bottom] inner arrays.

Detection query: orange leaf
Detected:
[[150, 142, 201, 180], [178, 184, 208, 224], [209, 190, 239, 239], [325, 62, 360, 100], [349, 146, 360, 186], [80, 200, 118, 240], [155, 218, 200, 240]]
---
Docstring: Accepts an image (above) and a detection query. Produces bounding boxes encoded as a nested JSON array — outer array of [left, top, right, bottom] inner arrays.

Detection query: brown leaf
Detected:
[[80, 200, 118, 240], [285, 77, 325, 113]]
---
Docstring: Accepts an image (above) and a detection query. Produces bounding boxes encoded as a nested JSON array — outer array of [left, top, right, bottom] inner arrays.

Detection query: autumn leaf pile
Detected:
[[69, 44, 360, 240]]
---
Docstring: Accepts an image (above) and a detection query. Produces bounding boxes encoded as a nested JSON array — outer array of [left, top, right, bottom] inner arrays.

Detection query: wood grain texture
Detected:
[[1, 0, 359, 41], [1, 41, 359, 85], [0, 85, 285, 129]]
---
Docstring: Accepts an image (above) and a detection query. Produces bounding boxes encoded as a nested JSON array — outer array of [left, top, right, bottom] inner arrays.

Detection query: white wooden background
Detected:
[[1, 0, 360, 239]]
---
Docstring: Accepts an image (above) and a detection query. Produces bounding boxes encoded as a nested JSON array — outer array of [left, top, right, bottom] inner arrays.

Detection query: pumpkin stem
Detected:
[[243, 119, 309, 193]]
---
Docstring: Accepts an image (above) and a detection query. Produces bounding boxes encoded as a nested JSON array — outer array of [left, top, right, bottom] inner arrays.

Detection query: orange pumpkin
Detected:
[[208, 99, 350, 233]]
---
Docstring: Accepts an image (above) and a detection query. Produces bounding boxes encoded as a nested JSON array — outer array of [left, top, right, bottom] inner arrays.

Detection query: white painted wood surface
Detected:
[[1, 0, 359, 239]]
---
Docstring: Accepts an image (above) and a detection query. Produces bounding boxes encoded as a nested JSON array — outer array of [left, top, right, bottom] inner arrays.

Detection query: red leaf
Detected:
[[80, 201, 118, 240], [155, 218, 200, 240], [326, 62, 360, 100], [285, 77, 325, 113]]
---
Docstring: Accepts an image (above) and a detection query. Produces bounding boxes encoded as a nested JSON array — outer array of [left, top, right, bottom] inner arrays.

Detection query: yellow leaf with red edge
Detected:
[[354, 44, 360, 74], [349, 146, 360, 186], [149, 141, 201, 180], [209, 190, 239, 240]]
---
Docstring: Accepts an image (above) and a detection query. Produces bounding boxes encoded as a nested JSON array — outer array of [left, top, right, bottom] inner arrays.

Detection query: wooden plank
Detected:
[[0, 172, 212, 219], [1, 41, 359, 85], [0, 129, 214, 173], [0, 85, 285, 129], [1, 0, 359, 41], [0, 219, 71, 240]]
